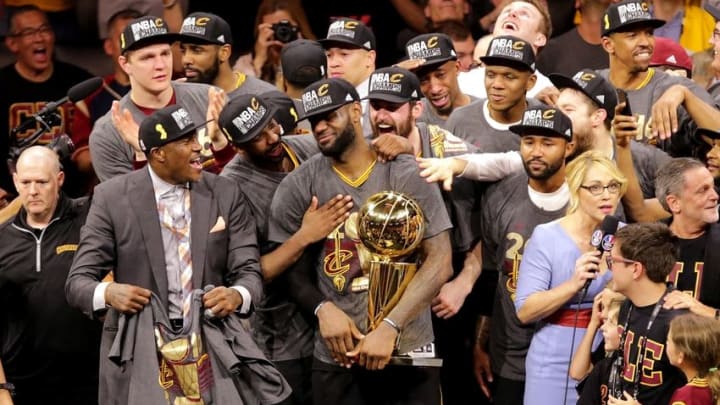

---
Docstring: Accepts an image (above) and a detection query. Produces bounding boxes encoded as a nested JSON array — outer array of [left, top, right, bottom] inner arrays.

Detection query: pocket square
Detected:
[[210, 216, 226, 233]]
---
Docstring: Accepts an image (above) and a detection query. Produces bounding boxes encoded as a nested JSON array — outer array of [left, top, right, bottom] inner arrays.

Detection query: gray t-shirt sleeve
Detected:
[[89, 114, 134, 182]]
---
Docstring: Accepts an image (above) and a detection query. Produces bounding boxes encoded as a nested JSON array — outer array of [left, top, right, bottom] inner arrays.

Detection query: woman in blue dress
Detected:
[[515, 151, 628, 405]]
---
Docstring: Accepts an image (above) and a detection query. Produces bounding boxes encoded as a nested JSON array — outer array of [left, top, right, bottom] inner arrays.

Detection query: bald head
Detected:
[[16, 146, 62, 174], [13, 146, 64, 227]]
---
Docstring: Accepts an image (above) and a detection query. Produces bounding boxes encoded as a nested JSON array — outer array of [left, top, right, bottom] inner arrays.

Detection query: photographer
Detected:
[[234, 0, 316, 88]]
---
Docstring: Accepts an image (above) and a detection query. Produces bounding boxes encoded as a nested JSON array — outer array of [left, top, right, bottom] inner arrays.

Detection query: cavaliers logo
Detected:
[[542, 109, 556, 120], [427, 35, 438, 48], [512, 40, 526, 50], [390, 73, 404, 83], [250, 97, 260, 111], [344, 20, 358, 29], [318, 83, 330, 97], [580, 72, 596, 82], [195, 16, 210, 27]]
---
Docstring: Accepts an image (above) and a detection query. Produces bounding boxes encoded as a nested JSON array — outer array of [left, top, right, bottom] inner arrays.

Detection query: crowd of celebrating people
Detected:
[[2, 0, 720, 404]]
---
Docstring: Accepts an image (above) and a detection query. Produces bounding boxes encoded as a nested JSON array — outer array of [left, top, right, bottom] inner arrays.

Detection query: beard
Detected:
[[185, 58, 220, 84], [522, 157, 564, 180], [319, 123, 356, 158]]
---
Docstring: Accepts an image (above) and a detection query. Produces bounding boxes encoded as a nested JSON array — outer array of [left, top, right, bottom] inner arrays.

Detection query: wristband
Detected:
[[314, 300, 328, 317], [382, 317, 401, 333]]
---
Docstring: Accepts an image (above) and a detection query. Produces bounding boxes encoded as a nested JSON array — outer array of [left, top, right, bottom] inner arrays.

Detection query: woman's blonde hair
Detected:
[[565, 151, 628, 215], [669, 313, 720, 403]]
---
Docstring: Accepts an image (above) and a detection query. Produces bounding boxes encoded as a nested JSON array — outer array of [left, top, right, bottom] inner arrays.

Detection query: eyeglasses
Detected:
[[9, 25, 53, 39], [605, 255, 636, 270], [580, 182, 621, 196]]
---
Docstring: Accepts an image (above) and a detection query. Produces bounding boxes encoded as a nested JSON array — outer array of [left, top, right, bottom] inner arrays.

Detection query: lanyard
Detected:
[[613, 288, 670, 399]]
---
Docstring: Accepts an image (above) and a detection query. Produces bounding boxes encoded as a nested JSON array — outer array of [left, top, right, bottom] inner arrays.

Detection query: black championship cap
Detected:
[[404, 33, 457, 68], [319, 17, 376, 51], [299, 78, 360, 120], [139, 105, 207, 152], [261, 90, 299, 134], [509, 104, 573, 141], [480, 35, 535, 72], [120, 15, 181, 54], [218, 94, 278, 145], [601, 0, 665, 37], [281, 39, 327, 87], [179, 12, 232, 45], [367, 66, 422, 103], [549, 69, 618, 120]]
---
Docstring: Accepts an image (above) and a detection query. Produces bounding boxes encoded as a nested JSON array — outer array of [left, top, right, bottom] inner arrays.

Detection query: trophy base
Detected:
[[389, 343, 443, 367]]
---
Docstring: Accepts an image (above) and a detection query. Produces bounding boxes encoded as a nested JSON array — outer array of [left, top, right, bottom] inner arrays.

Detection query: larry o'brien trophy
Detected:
[[347, 191, 442, 367]]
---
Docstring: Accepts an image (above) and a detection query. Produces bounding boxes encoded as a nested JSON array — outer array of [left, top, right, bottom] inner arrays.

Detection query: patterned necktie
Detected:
[[157, 186, 193, 325]]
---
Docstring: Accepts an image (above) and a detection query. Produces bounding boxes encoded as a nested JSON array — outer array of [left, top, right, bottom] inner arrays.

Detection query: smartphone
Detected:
[[616, 89, 632, 116]]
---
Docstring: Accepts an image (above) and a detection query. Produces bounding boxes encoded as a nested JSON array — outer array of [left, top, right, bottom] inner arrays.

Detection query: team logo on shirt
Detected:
[[323, 218, 362, 294]]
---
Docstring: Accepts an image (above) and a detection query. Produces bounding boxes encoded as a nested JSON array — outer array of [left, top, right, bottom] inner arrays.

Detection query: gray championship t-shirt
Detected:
[[268, 154, 453, 364], [629, 140, 671, 199], [220, 135, 319, 361], [597, 68, 717, 156], [417, 95, 478, 129], [481, 172, 567, 381], [446, 98, 542, 153]]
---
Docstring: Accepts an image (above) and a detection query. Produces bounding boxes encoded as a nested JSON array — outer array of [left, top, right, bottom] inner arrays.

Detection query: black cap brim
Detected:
[[509, 124, 570, 140], [603, 19, 665, 37], [548, 74, 598, 104], [479, 56, 533, 72], [364, 94, 415, 104], [410, 56, 457, 71], [299, 100, 354, 121], [318, 37, 365, 50], [123, 33, 182, 53], [178, 33, 224, 45]]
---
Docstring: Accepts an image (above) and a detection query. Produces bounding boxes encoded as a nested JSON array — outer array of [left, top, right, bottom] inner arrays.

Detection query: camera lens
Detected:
[[273, 21, 298, 44]]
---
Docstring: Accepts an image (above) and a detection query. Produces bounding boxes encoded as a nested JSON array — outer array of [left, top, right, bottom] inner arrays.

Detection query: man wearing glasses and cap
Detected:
[[67, 105, 278, 404], [268, 77, 453, 404]]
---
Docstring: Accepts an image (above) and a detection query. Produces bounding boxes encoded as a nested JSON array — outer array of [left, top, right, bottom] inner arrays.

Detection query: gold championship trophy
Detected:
[[348, 191, 442, 367]]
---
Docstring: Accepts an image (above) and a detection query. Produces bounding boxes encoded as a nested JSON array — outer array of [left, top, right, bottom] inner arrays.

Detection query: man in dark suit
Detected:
[[65, 104, 264, 404]]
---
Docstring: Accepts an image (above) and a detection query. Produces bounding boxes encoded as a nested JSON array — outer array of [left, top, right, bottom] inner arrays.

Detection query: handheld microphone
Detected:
[[583, 215, 620, 294]]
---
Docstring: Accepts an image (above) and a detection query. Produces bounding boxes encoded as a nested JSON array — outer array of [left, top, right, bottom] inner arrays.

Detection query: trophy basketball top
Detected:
[[357, 191, 425, 259]]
